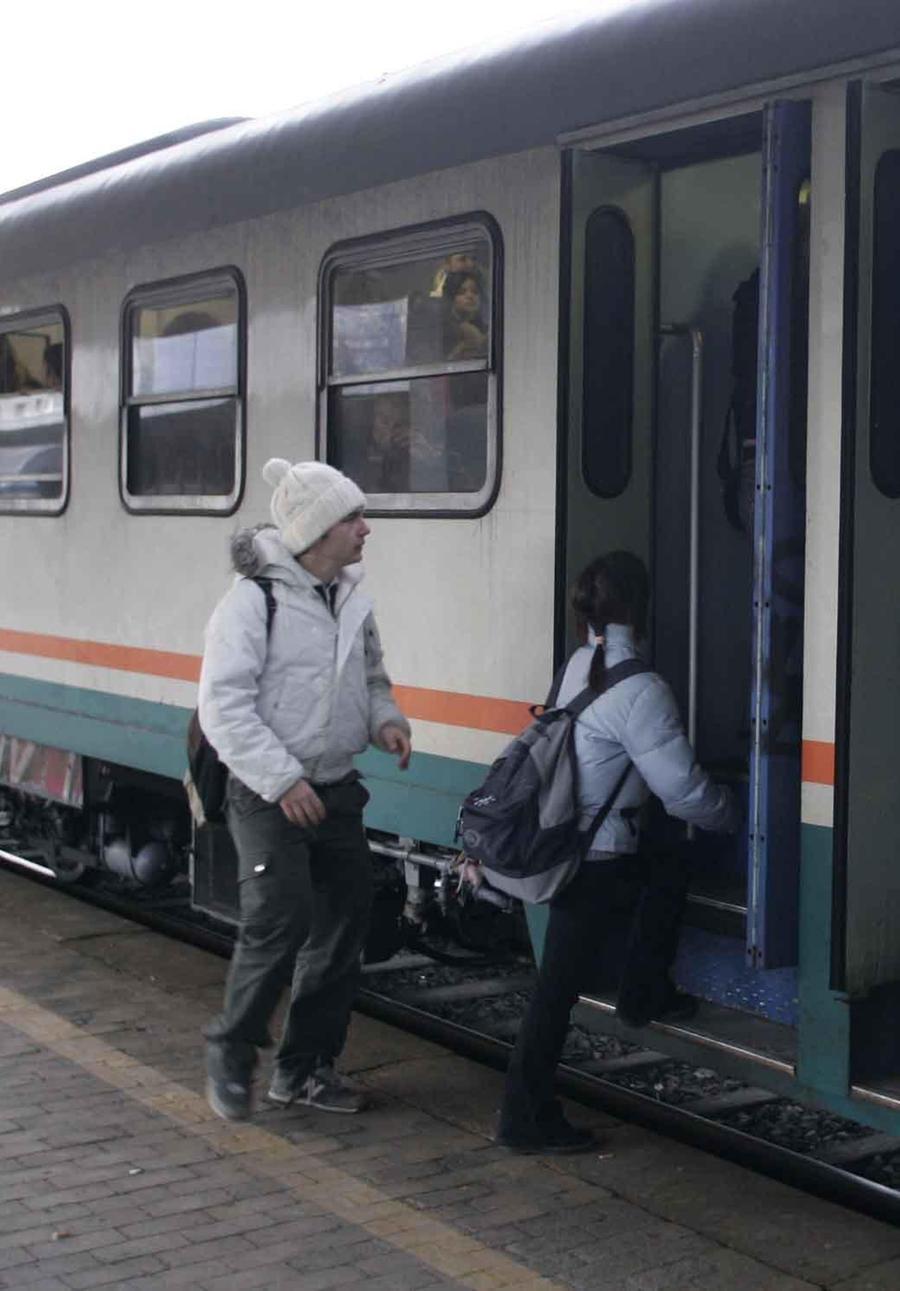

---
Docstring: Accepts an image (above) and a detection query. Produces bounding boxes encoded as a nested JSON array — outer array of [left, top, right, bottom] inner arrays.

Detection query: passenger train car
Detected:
[[3, 0, 900, 1133]]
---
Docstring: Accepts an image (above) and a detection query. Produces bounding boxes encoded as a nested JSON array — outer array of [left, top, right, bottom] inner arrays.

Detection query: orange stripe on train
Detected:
[[0, 628, 201, 683], [0, 627, 532, 734], [393, 686, 532, 734], [801, 739, 835, 787]]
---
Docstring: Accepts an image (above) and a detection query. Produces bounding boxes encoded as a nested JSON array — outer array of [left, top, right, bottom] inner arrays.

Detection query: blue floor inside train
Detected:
[[673, 927, 798, 1027]]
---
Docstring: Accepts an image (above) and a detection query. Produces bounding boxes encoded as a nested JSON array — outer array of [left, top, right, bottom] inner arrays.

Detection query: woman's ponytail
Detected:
[[588, 636, 608, 693], [571, 551, 649, 694]]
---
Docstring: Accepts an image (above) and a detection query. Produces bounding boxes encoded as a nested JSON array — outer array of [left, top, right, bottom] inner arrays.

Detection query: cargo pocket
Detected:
[[238, 850, 276, 884], [234, 849, 280, 931]]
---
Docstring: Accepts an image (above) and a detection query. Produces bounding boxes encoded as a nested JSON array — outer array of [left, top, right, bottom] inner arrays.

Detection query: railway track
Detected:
[[6, 859, 900, 1228]]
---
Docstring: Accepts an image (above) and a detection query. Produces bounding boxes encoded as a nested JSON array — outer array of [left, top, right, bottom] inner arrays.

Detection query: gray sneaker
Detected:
[[268, 1063, 367, 1114]]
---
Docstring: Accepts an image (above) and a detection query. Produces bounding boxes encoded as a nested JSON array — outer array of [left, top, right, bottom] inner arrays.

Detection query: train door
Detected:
[[837, 83, 900, 1006], [745, 102, 811, 969], [525, 152, 656, 960], [656, 105, 810, 978], [562, 105, 810, 1013], [562, 150, 657, 622]]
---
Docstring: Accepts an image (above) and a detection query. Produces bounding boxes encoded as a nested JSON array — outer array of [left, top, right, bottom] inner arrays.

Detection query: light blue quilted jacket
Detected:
[[557, 624, 737, 856]]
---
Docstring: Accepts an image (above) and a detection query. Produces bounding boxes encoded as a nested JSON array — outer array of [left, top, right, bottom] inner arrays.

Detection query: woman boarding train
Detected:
[[496, 551, 738, 1155]]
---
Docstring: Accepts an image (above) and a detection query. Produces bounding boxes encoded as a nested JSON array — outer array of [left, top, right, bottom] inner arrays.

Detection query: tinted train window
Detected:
[[870, 151, 900, 498], [321, 217, 500, 514], [582, 208, 635, 498], [0, 309, 68, 515], [121, 270, 244, 513]]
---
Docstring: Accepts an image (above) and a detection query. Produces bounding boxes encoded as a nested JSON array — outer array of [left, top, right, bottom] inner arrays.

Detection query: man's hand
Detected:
[[279, 778, 326, 827], [379, 723, 412, 770]]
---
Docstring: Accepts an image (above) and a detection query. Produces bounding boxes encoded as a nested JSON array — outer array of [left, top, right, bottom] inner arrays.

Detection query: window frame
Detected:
[[317, 212, 503, 518], [0, 304, 71, 517], [581, 205, 635, 500], [119, 266, 246, 516]]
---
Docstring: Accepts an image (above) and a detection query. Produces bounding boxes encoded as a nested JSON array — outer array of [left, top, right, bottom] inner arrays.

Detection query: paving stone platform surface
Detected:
[[1, 866, 899, 1291]]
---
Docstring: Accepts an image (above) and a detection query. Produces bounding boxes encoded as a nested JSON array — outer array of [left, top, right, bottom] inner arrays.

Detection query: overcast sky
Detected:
[[4, 0, 631, 196]]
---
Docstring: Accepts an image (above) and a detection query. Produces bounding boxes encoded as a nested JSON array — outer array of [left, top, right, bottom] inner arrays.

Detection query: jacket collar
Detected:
[[231, 525, 366, 605], [594, 622, 644, 667], [290, 552, 366, 619]]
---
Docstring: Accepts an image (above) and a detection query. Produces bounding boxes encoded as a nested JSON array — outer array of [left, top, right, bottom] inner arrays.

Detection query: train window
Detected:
[[320, 217, 501, 514], [0, 309, 68, 515], [120, 269, 244, 514], [582, 207, 635, 498], [870, 151, 900, 498]]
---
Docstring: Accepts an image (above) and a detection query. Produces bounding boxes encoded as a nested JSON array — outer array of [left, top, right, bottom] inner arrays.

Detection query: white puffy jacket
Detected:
[[198, 526, 409, 802], [558, 624, 737, 855]]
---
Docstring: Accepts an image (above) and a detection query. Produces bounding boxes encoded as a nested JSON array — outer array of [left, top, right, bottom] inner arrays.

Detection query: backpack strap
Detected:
[[545, 642, 604, 709], [565, 657, 651, 717], [602, 657, 652, 690], [568, 658, 652, 850], [581, 761, 634, 853], [248, 576, 277, 639], [544, 659, 568, 708]]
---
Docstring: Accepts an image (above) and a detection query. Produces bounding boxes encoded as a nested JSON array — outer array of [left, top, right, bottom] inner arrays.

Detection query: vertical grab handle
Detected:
[[687, 328, 703, 754], [660, 325, 704, 819]]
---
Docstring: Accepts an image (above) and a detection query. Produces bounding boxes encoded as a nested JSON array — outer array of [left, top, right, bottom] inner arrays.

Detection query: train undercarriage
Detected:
[[0, 744, 526, 965]]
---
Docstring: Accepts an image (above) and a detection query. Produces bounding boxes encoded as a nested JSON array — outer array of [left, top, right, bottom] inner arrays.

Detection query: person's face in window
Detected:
[[452, 276, 481, 319], [372, 397, 409, 449]]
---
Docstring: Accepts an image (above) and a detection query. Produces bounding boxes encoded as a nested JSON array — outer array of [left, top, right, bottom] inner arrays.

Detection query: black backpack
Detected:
[[456, 658, 649, 903], [185, 577, 276, 826]]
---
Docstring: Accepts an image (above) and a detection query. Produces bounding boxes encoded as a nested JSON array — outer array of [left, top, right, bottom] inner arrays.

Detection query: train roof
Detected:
[[2, 0, 900, 286]]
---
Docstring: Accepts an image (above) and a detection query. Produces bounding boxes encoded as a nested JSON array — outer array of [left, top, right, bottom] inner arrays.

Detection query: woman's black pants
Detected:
[[499, 853, 689, 1135]]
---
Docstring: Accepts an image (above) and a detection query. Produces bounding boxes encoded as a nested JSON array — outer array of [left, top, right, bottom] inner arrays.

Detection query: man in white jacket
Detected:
[[199, 458, 411, 1121]]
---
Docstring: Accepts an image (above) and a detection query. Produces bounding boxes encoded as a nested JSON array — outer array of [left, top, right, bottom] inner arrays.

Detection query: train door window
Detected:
[[320, 216, 501, 515], [582, 207, 635, 497], [870, 150, 900, 497], [0, 309, 68, 515], [120, 269, 245, 514]]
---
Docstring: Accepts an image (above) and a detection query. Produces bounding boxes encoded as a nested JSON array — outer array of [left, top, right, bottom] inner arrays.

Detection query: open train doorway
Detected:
[[562, 102, 811, 1026]]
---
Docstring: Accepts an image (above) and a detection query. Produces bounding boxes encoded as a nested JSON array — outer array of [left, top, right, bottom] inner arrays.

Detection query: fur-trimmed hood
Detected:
[[230, 523, 278, 578], [228, 524, 365, 593]]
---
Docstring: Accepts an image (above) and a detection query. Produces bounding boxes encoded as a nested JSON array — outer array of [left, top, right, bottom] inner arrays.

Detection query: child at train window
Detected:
[[497, 552, 738, 1155], [442, 270, 488, 362]]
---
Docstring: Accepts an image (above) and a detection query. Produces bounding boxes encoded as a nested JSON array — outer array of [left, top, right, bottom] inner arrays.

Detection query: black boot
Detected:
[[617, 982, 698, 1028], [497, 1100, 599, 1155]]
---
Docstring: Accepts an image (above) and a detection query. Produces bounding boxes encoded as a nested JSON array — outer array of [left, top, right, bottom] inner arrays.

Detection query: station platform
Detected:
[[1, 867, 900, 1291]]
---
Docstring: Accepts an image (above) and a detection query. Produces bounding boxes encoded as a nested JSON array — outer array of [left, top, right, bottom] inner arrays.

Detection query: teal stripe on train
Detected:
[[0, 671, 486, 846]]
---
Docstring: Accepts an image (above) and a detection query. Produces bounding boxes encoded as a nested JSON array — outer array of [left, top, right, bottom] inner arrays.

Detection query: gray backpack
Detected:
[[456, 658, 648, 903]]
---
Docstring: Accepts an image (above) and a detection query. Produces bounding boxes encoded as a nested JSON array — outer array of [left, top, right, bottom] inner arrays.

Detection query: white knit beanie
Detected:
[[262, 459, 366, 555]]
